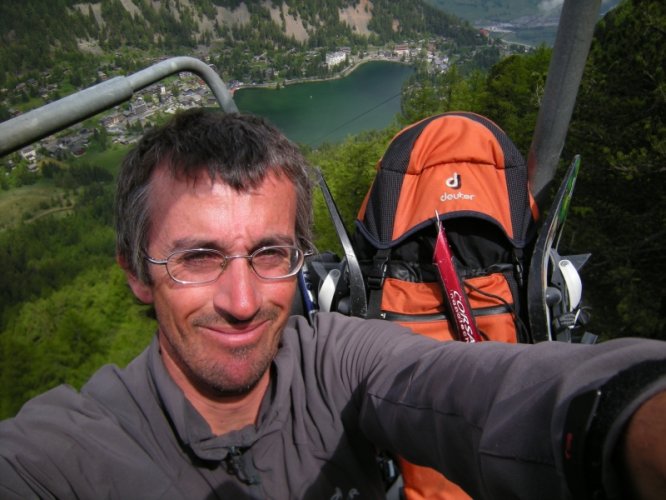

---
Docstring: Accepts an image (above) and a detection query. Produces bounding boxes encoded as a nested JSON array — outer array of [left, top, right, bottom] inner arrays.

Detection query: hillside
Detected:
[[0, 0, 479, 88]]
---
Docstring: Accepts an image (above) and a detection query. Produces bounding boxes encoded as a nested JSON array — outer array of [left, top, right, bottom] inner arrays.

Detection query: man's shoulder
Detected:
[[285, 312, 385, 347], [0, 369, 179, 500], [3, 342, 154, 433], [82, 344, 152, 399], [282, 312, 423, 366], [0, 342, 175, 496], [0, 371, 127, 470], [286, 312, 411, 337]]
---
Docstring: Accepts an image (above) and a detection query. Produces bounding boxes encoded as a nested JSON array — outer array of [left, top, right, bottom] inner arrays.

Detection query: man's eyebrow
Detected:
[[170, 238, 219, 250], [169, 234, 296, 252], [253, 234, 297, 248]]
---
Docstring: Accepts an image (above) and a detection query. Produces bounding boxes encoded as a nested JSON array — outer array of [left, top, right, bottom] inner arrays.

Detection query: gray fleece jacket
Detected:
[[1, 313, 665, 499]]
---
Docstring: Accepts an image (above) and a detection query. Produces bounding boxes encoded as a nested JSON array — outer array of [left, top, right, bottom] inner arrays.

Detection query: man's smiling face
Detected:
[[128, 166, 299, 398]]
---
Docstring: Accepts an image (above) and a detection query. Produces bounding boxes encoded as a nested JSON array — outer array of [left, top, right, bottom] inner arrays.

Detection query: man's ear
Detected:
[[117, 254, 154, 304]]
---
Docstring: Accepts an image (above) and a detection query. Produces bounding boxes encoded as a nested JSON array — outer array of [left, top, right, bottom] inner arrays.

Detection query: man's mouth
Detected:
[[196, 320, 269, 349]]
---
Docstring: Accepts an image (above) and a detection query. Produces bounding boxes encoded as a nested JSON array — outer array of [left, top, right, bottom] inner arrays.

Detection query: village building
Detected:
[[325, 51, 346, 68], [394, 44, 410, 58], [19, 145, 37, 165]]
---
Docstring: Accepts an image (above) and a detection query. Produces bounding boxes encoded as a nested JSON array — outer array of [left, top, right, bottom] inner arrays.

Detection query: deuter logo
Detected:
[[440, 192, 476, 202], [441, 172, 475, 202], [445, 172, 461, 189]]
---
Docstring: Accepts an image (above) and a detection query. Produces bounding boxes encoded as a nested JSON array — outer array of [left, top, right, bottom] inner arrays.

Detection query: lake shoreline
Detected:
[[232, 55, 412, 94], [233, 61, 414, 146]]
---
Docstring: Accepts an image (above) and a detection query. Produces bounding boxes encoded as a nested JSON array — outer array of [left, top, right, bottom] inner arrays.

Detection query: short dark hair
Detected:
[[115, 109, 313, 283]]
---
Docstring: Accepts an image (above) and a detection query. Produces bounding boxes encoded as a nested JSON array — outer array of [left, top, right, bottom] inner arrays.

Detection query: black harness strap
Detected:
[[365, 248, 391, 319]]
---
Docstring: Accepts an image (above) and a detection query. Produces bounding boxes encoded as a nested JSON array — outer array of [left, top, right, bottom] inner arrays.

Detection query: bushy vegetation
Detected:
[[0, 179, 156, 418], [562, 0, 666, 339]]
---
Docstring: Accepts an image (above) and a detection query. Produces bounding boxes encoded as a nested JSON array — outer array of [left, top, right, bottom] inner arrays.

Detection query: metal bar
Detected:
[[126, 56, 237, 113], [0, 56, 238, 157], [527, 0, 601, 209], [315, 168, 368, 318]]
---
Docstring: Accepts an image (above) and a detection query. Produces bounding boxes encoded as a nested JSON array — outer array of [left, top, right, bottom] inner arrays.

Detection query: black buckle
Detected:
[[367, 250, 390, 290]]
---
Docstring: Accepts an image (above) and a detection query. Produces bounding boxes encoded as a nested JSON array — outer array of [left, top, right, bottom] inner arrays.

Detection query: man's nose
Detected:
[[212, 257, 261, 321]]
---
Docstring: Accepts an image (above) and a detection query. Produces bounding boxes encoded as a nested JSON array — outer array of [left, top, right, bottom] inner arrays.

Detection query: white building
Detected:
[[19, 146, 37, 163], [326, 51, 346, 68]]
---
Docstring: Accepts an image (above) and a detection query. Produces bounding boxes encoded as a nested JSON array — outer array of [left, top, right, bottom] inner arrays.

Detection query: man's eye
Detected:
[[255, 247, 289, 260], [179, 251, 221, 266]]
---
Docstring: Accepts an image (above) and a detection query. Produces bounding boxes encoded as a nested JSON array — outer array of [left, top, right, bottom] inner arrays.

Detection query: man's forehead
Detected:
[[149, 162, 292, 193], [151, 162, 216, 188], [146, 164, 298, 234]]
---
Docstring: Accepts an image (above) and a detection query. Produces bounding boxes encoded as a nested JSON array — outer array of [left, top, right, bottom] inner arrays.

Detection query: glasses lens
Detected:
[[168, 249, 224, 284], [251, 246, 303, 279]]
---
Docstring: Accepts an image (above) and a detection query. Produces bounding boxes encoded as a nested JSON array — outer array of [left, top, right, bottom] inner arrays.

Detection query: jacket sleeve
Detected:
[[328, 316, 666, 500], [0, 383, 177, 499]]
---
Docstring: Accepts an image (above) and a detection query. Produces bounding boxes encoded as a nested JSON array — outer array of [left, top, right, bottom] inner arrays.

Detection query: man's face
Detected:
[[127, 166, 298, 397]]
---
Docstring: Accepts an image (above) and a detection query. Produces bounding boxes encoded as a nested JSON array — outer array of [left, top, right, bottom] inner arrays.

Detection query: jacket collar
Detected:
[[146, 323, 298, 461]]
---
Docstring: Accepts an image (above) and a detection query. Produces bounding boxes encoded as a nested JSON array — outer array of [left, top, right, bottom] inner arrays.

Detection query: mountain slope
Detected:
[[0, 0, 478, 87]]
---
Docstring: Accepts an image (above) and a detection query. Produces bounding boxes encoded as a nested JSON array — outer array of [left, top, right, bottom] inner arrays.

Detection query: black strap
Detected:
[[366, 248, 391, 319], [315, 168, 367, 318]]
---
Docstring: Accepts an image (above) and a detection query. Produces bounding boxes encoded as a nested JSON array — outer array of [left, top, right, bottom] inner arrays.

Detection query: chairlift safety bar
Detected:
[[0, 56, 238, 157]]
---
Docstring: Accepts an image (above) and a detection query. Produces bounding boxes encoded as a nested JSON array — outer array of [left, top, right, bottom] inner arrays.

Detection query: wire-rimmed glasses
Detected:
[[145, 245, 310, 285]]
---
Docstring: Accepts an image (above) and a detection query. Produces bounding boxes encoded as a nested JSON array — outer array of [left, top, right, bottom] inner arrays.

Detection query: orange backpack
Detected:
[[354, 112, 539, 342], [352, 112, 539, 498], [303, 112, 541, 498]]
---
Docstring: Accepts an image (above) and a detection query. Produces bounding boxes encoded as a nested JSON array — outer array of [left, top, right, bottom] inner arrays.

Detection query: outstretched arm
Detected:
[[339, 319, 666, 500]]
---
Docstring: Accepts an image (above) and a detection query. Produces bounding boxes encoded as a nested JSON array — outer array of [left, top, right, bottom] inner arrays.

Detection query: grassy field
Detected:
[[0, 143, 131, 231], [0, 182, 67, 230], [71, 143, 131, 177]]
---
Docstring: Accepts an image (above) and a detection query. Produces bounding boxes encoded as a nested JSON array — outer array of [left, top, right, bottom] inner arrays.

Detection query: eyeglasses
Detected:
[[145, 245, 310, 285]]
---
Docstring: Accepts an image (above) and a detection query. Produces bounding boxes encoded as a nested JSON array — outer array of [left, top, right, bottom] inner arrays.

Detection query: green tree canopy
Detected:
[[563, 0, 666, 339]]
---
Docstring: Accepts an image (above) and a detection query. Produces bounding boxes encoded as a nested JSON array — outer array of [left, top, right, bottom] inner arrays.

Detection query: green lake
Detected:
[[233, 61, 414, 147]]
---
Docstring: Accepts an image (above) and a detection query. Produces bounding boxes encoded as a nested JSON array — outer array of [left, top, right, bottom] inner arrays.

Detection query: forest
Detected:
[[0, 0, 664, 419], [0, 0, 481, 94]]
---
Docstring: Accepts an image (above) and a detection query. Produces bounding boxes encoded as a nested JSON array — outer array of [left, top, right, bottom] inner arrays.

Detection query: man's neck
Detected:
[[182, 373, 269, 436], [159, 343, 269, 436]]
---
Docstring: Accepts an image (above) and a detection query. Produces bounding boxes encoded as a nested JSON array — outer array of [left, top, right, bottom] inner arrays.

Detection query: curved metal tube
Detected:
[[0, 56, 238, 157], [527, 0, 601, 209]]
